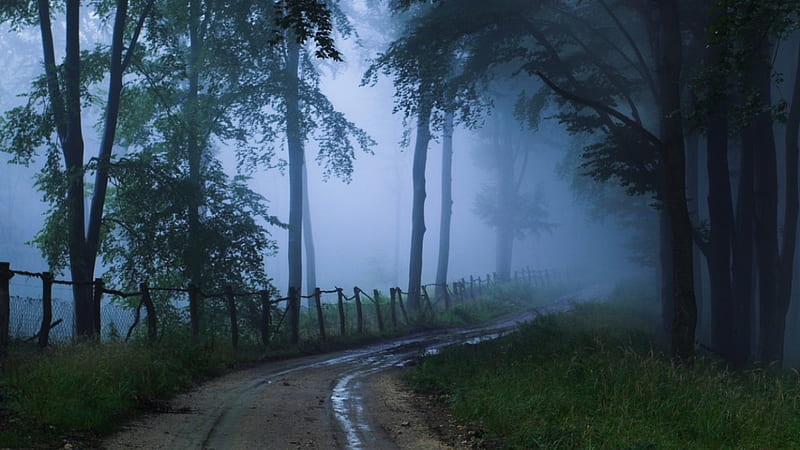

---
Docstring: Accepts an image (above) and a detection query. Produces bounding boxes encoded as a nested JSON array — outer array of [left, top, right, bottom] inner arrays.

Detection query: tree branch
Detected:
[[534, 71, 662, 151]]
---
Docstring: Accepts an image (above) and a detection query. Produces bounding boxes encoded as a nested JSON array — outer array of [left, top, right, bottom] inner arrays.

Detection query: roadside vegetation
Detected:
[[407, 280, 800, 449], [0, 280, 554, 448]]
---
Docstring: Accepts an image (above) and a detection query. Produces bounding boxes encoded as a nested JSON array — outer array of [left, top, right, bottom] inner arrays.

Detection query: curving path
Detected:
[[103, 285, 610, 450]]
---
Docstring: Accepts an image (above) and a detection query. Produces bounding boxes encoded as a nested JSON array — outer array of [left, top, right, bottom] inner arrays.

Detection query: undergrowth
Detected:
[[406, 286, 800, 449]]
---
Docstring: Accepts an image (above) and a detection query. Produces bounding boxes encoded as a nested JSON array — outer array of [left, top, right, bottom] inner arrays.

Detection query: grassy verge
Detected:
[[406, 283, 800, 449], [0, 280, 556, 448]]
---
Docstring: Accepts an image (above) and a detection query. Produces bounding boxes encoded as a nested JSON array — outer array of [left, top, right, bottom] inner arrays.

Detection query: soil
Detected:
[[99, 354, 484, 450]]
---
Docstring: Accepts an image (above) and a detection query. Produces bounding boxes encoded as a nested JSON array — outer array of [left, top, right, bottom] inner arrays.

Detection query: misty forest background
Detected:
[[1, 0, 800, 365]]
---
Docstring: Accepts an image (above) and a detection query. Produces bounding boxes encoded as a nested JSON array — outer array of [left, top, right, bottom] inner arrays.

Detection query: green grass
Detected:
[[0, 279, 558, 448], [0, 335, 248, 447], [406, 295, 800, 449]]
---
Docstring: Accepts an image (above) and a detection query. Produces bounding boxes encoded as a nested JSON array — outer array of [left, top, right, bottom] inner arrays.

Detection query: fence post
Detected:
[[389, 287, 398, 328], [93, 278, 104, 337], [0, 263, 12, 356], [140, 282, 157, 341], [396, 287, 408, 324], [421, 285, 432, 314], [37, 272, 54, 348], [225, 286, 239, 351], [336, 288, 346, 336], [354, 287, 364, 334], [469, 275, 475, 299], [188, 284, 200, 338], [373, 289, 384, 333], [314, 287, 326, 340], [260, 290, 271, 347]]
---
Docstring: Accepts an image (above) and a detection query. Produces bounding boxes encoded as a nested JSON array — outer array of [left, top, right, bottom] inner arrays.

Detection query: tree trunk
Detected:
[[777, 38, 800, 366], [732, 122, 756, 365], [184, 0, 205, 298], [686, 132, 703, 324], [285, 34, 303, 343], [749, 43, 781, 364], [434, 111, 454, 303], [37, 0, 144, 338], [495, 121, 515, 281], [706, 97, 735, 361], [657, 0, 697, 360], [406, 100, 432, 312], [659, 209, 673, 335], [302, 160, 317, 306], [37, 0, 93, 336]]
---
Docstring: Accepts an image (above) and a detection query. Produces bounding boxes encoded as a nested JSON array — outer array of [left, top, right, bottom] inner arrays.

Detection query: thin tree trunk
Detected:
[[434, 111, 454, 303], [407, 100, 432, 312], [285, 34, 303, 343], [659, 209, 673, 335], [302, 160, 317, 307]]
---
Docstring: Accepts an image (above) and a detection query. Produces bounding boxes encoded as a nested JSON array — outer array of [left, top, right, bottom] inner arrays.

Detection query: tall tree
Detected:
[[0, 0, 342, 337], [0, 0, 154, 336], [434, 110, 454, 303]]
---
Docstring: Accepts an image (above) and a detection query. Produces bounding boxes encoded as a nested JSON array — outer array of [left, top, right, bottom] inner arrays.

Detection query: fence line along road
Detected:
[[0, 261, 566, 357]]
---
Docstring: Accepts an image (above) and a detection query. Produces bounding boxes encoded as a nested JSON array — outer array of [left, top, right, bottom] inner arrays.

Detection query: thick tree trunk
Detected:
[[38, 0, 93, 336], [434, 111, 454, 303], [748, 44, 781, 364], [732, 124, 756, 365], [657, 0, 697, 360], [776, 38, 800, 366], [285, 35, 303, 343], [185, 0, 205, 296], [302, 160, 317, 307], [706, 101, 735, 360], [407, 101, 432, 312], [38, 0, 141, 337]]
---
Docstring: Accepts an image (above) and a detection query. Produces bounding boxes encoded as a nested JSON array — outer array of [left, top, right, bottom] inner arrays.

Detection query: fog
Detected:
[[0, 19, 645, 302]]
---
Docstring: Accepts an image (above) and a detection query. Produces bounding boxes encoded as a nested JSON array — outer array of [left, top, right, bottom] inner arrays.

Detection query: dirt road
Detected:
[[103, 287, 607, 449]]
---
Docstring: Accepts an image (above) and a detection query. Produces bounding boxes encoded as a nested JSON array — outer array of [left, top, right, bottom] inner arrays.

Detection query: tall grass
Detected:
[[0, 335, 247, 447], [407, 301, 800, 449]]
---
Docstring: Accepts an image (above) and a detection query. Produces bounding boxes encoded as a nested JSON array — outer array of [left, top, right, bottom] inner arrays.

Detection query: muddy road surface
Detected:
[[103, 286, 609, 450]]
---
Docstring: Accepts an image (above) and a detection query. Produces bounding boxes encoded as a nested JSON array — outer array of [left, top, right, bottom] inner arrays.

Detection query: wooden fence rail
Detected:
[[0, 262, 567, 356]]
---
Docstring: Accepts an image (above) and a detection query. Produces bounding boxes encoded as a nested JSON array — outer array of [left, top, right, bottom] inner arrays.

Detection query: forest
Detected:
[[1, 0, 800, 370]]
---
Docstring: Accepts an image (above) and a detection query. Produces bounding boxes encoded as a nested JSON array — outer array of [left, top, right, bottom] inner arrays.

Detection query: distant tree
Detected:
[[365, 1, 484, 311], [237, 2, 374, 343], [472, 100, 555, 280]]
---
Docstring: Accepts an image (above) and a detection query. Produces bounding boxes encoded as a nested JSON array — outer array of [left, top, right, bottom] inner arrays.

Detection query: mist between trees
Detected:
[[2, 0, 800, 365]]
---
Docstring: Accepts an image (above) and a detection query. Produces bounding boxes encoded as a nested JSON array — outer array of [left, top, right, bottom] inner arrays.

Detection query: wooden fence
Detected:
[[0, 262, 564, 356]]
